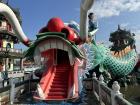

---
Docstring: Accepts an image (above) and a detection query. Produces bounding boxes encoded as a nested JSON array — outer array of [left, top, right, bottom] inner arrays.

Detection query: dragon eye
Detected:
[[61, 26, 81, 44], [61, 28, 69, 38]]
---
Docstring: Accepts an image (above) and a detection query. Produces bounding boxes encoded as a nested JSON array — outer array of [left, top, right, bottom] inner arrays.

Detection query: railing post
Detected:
[[92, 72, 97, 79], [99, 75, 104, 84], [99, 74, 104, 104], [111, 81, 123, 105], [92, 72, 96, 93]]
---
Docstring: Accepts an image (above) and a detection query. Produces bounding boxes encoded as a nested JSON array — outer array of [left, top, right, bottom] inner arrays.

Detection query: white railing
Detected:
[[8, 71, 24, 78], [84, 72, 133, 105], [0, 47, 22, 53]]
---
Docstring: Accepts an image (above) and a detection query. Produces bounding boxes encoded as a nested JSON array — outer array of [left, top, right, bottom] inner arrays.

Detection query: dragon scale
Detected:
[[90, 42, 138, 77]]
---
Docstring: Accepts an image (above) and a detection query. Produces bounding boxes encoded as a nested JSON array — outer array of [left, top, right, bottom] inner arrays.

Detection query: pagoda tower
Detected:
[[0, 1, 23, 79], [109, 25, 136, 57]]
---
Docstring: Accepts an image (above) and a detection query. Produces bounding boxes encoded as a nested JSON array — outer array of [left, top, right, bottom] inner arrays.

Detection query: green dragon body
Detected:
[[90, 41, 138, 77]]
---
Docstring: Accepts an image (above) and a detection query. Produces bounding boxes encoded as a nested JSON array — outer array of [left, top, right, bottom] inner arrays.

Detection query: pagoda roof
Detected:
[[110, 25, 132, 36]]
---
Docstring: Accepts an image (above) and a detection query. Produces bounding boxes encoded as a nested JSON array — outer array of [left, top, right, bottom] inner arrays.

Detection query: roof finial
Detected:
[[118, 24, 121, 30]]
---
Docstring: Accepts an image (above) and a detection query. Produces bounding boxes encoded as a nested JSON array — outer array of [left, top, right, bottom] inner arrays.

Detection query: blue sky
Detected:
[[8, 0, 140, 52]]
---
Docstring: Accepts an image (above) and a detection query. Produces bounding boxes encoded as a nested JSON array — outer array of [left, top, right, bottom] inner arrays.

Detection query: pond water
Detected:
[[121, 84, 140, 105]]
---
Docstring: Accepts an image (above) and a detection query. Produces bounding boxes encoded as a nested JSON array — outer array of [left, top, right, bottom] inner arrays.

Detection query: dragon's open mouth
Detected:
[[25, 32, 84, 101]]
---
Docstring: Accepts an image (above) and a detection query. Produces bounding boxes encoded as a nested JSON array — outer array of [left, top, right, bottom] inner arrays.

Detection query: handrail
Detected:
[[67, 66, 73, 98], [72, 58, 80, 98]]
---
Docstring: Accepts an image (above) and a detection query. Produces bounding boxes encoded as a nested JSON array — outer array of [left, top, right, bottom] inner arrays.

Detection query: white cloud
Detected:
[[91, 0, 140, 18]]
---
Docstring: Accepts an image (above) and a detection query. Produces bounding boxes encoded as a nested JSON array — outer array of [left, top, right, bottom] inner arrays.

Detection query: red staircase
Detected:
[[46, 65, 71, 100]]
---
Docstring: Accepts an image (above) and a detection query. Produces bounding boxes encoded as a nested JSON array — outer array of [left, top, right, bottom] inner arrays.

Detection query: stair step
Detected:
[[53, 77, 68, 79], [53, 79, 68, 81], [52, 81, 67, 84], [49, 86, 67, 90], [55, 71, 67, 73], [55, 69, 67, 71], [56, 67, 70, 68], [54, 75, 68, 78], [53, 79, 68, 82], [49, 89, 66, 92], [51, 83, 67, 86], [49, 88, 67, 92], [53, 78, 68, 83], [56, 68, 70, 69], [58, 69, 69, 70], [56, 69, 70, 71], [54, 73, 68, 75], [51, 85, 67, 88], [56, 65, 70, 67], [55, 72, 66, 74], [55, 72, 67, 73], [50, 88, 67, 91], [52, 82, 67, 84], [53, 76, 68, 79], [53, 76, 65, 78], [47, 96, 66, 99], [48, 92, 66, 96], [56, 68, 70, 70], [54, 73, 67, 76]]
